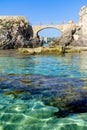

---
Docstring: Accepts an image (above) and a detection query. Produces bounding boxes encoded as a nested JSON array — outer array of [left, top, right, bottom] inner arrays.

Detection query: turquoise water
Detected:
[[0, 50, 87, 130]]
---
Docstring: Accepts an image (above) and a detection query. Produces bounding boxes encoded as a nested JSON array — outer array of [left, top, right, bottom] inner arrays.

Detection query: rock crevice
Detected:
[[50, 6, 87, 49], [0, 16, 42, 49]]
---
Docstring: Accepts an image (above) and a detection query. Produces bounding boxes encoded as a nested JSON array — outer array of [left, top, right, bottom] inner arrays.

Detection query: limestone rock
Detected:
[[0, 16, 34, 49], [50, 5, 87, 48], [28, 37, 43, 48], [71, 6, 87, 46], [54, 25, 76, 47]]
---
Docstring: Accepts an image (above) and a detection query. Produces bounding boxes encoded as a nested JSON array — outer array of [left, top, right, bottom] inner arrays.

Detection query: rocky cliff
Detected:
[[72, 5, 87, 46], [50, 6, 87, 48], [0, 16, 42, 49], [0, 6, 87, 50]]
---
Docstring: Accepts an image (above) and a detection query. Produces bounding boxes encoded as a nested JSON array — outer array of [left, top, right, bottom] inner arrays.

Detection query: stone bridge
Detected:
[[32, 22, 75, 38]]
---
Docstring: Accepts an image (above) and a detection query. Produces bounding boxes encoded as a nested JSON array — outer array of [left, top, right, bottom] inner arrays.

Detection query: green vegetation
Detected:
[[47, 37, 57, 42]]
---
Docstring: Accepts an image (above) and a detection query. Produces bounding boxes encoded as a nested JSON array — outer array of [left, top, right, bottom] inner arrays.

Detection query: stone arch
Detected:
[[37, 27, 62, 37], [32, 24, 65, 38], [32, 24, 75, 38]]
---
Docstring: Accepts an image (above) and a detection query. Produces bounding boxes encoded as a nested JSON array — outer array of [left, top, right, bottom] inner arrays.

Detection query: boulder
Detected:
[[28, 37, 43, 48], [0, 16, 41, 49], [58, 29, 74, 46]]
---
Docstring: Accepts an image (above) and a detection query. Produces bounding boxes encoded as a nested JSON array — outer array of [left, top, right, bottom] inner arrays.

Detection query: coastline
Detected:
[[18, 46, 87, 55]]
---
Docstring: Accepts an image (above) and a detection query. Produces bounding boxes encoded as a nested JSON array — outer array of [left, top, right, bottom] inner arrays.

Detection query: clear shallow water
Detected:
[[0, 50, 87, 129], [0, 50, 87, 78]]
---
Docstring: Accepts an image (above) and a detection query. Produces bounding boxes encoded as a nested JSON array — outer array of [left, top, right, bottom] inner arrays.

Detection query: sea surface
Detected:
[[0, 50, 87, 130]]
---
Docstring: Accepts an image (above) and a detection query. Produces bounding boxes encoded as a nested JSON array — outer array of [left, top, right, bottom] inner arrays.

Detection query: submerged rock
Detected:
[[54, 99, 87, 118], [0, 73, 87, 118]]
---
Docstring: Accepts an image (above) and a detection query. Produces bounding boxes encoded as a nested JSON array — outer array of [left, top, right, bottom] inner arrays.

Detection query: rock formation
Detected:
[[50, 5, 87, 48], [72, 5, 87, 46], [0, 5, 87, 50], [0, 16, 42, 49]]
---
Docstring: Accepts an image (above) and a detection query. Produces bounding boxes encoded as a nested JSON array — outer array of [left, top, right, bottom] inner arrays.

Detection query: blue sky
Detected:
[[0, 0, 87, 37]]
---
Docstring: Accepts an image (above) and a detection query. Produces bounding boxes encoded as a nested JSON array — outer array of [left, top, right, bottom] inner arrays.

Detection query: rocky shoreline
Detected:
[[18, 46, 87, 55], [0, 6, 87, 53]]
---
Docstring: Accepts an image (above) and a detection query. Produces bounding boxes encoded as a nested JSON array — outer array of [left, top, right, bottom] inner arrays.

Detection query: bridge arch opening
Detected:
[[37, 28, 62, 46]]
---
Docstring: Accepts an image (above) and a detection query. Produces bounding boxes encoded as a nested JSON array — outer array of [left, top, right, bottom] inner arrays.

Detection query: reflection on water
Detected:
[[78, 52, 87, 74], [0, 50, 87, 129]]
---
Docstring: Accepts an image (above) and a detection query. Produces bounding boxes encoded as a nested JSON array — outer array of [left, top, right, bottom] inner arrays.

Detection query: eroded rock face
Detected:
[[50, 6, 87, 48], [58, 26, 76, 47], [50, 23, 76, 48], [69, 6, 87, 47], [0, 16, 36, 49], [0, 16, 33, 49], [73, 6, 87, 46]]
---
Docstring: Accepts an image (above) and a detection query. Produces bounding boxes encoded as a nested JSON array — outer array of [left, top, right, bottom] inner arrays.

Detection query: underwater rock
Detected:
[[54, 98, 87, 118]]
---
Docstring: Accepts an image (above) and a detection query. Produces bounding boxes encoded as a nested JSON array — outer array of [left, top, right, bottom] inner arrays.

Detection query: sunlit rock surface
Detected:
[[0, 16, 33, 49], [51, 5, 87, 48], [70, 6, 87, 47], [0, 16, 41, 49]]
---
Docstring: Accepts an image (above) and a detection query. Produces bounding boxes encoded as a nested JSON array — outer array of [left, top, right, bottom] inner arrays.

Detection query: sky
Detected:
[[0, 0, 87, 37]]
